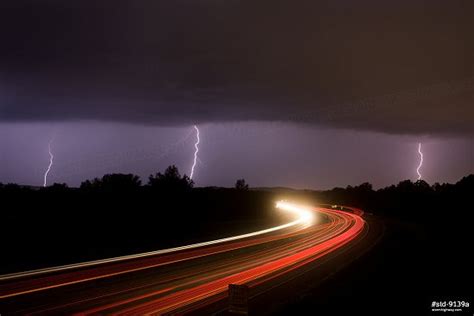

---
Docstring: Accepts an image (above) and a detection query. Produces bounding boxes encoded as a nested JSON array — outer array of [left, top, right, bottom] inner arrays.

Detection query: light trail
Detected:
[[416, 142, 423, 180], [0, 201, 311, 285], [189, 125, 200, 179], [43, 139, 54, 187], [275, 200, 315, 226], [0, 202, 366, 314]]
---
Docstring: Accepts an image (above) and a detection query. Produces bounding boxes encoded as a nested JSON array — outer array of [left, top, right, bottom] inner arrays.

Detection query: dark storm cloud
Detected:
[[1, 0, 473, 134]]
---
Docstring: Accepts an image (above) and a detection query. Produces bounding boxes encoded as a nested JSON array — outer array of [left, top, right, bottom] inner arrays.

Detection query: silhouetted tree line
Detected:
[[0, 165, 275, 234], [0, 165, 251, 196], [309, 175, 474, 222], [0, 165, 473, 223], [77, 165, 191, 193]]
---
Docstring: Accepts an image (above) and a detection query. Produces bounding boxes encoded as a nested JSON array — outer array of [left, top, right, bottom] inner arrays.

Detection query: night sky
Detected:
[[1, 1, 473, 188]]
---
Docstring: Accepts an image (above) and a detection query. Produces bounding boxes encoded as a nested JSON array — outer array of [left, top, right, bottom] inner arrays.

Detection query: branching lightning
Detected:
[[189, 125, 200, 179], [43, 139, 54, 187], [416, 142, 423, 180]]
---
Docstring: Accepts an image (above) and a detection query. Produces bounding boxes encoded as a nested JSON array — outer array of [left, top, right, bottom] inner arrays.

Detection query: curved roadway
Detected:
[[0, 201, 366, 315]]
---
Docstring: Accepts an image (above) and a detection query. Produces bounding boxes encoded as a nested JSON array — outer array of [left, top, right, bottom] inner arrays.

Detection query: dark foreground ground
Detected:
[[269, 215, 472, 316], [0, 188, 296, 275]]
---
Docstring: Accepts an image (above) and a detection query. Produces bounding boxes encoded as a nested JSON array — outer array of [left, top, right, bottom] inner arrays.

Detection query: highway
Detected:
[[0, 201, 366, 315]]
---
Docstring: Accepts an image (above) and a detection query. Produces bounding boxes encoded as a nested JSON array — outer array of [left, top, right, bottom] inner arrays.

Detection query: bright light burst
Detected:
[[189, 125, 200, 179], [43, 139, 54, 187], [275, 200, 315, 226], [416, 142, 423, 180]]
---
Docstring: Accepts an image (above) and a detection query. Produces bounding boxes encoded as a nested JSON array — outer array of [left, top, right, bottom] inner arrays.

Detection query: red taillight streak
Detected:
[[114, 210, 364, 315]]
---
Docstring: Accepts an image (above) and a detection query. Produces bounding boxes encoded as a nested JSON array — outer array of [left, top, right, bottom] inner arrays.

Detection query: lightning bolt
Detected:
[[43, 139, 54, 187], [416, 142, 423, 180], [189, 125, 200, 179]]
